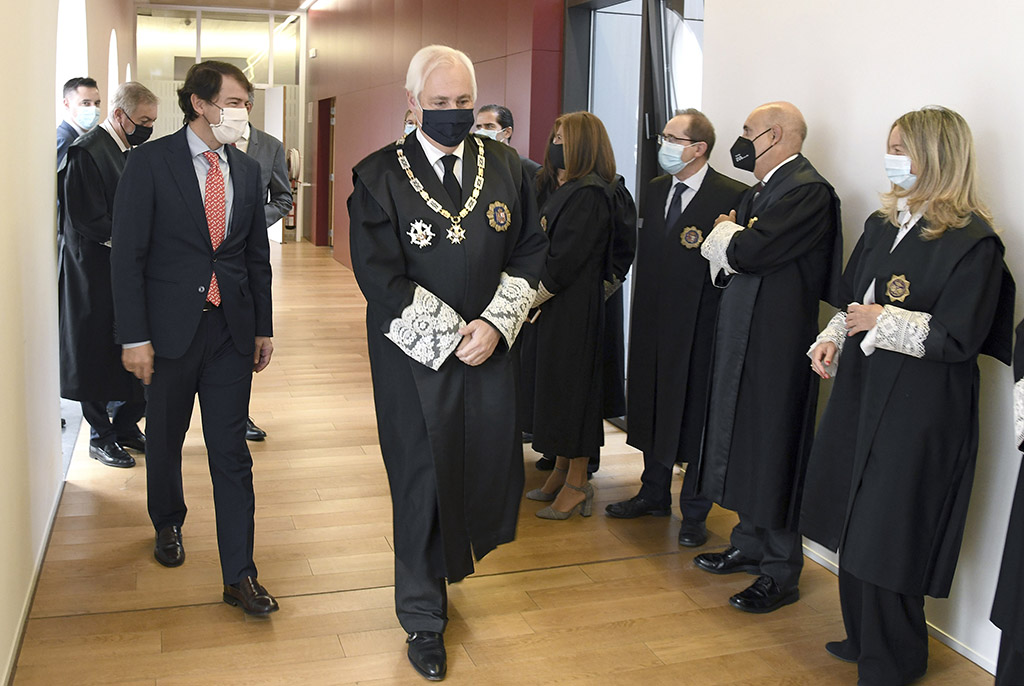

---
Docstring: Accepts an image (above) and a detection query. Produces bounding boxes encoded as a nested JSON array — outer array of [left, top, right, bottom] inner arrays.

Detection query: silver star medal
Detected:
[[408, 219, 435, 249], [447, 224, 466, 244]]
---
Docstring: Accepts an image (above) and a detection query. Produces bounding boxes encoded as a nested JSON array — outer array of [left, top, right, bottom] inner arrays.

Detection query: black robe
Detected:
[[348, 133, 546, 582], [800, 213, 1013, 597], [698, 154, 842, 530], [626, 167, 748, 467], [59, 126, 144, 402]]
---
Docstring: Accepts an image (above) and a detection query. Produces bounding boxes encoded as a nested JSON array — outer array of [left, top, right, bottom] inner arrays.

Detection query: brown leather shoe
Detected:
[[223, 576, 279, 616]]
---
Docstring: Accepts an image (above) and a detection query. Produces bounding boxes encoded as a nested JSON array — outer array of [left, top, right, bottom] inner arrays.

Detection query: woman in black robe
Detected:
[[802, 106, 1014, 686], [525, 111, 617, 519]]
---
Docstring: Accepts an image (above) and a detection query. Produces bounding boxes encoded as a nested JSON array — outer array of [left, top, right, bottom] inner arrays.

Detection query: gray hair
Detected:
[[405, 45, 477, 104], [111, 81, 158, 116]]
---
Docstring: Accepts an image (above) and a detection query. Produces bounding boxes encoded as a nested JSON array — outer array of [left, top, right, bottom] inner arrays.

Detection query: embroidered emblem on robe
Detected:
[[886, 274, 910, 303], [447, 224, 466, 244], [680, 226, 703, 249], [747, 216, 758, 229], [540, 216, 547, 232], [487, 201, 511, 232], [407, 219, 435, 249]]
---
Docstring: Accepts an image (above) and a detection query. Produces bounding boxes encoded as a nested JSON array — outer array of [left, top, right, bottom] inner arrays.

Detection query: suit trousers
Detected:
[[838, 567, 928, 685], [145, 306, 257, 585], [730, 512, 803, 590], [82, 399, 146, 445], [996, 631, 1024, 686], [637, 453, 713, 522]]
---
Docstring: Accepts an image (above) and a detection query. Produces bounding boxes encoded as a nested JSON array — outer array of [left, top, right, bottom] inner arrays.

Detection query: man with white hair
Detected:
[[348, 45, 546, 681]]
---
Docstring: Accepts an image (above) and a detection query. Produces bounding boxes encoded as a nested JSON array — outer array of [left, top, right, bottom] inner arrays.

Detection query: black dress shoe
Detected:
[[407, 631, 446, 681], [535, 455, 555, 471], [223, 576, 279, 616], [729, 574, 799, 613], [245, 417, 267, 441], [154, 525, 185, 567], [605, 495, 671, 518], [89, 442, 135, 468], [694, 546, 759, 575], [117, 430, 146, 453], [678, 521, 709, 547], [825, 640, 858, 663]]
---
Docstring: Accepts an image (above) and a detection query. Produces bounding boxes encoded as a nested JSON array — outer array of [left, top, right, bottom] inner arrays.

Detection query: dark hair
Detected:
[[479, 104, 514, 130], [177, 61, 252, 124], [63, 77, 98, 98], [676, 107, 716, 155]]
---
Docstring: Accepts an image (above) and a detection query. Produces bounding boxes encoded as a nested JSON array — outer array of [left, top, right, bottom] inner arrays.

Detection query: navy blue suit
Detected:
[[111, 126, 272, 584]]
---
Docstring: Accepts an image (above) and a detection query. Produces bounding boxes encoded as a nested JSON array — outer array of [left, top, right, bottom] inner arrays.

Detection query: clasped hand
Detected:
[[456, 319, 499, 367]]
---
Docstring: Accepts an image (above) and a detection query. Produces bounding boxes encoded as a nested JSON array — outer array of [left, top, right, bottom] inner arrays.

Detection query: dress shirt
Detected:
[[235, 123, 251, 154], [416, 127, 464, 187], [186, 125, 234, 234], [760, 153, 799, 186], [664, 162, 709, 218], [99, 119, 128, 154]]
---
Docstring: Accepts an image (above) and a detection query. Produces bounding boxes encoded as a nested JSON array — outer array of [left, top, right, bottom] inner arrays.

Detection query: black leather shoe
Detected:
[[535, 455, 555, 471], [154, 525, 185, 567], [407, 631, 446, 681], [729, 574, 799, 613], [117, 430, 146, 453], [605, 495, 671, 519], [694, 546, 759, 575], [223, 576, 279, 615], [245, 417, 267, 441], [678, 521, 709, 547], [89, 442, 135, 468], [825, 640, 858, 663]]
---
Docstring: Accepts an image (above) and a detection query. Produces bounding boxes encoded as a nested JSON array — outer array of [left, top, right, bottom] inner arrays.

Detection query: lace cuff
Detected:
[[385, 285, 466, 371], [480, 272, 536, 349], [1015, 377, 1024, 450], [874, 305, 931, 358], [700, 221, 744, 283], [807, 310, 847, 375], [533, 281, 555, 307]]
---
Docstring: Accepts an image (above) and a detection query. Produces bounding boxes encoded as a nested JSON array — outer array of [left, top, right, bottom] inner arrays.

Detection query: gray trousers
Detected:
[[730, 511, 803, 590]]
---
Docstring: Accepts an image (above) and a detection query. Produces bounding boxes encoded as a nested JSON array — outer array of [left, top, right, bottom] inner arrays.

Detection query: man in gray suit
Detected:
[[237, 88, 293, 442]]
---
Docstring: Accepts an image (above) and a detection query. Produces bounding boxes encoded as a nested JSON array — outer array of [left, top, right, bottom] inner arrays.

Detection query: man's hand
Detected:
[[809, 341, 838, 379], [122, 344, 155, 385], [254, 336, 274, 372], [455, 319, 500, 367], [714, 209, 737, 227], [846, 303, 883, 336]]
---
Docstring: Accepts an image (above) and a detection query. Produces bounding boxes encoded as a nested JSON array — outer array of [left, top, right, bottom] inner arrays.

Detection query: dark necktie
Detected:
[[441, 154, 461, 207], [665, 182, 687, 231]]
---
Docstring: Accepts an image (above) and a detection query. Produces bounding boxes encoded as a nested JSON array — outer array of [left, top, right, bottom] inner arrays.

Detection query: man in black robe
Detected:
[[57, 76, 101, 277], [60, 81, 158, 468], [607, 109, 747, 547], [694, 101, 842, 613], [348, 45, 546, 681]]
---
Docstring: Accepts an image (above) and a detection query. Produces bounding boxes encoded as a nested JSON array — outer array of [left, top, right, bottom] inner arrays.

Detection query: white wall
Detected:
[[702, 0, 1024, 673]]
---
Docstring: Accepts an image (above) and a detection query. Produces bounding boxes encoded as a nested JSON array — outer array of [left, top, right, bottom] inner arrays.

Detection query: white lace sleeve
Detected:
[[385, 285, 467, 371], [1015, 377, 1024, 450], [700, 220, 744, 283], [480, 272, 537, 349], [532, 281, 555, 308], [807, 310, 847, 375], [874, 305, 931, 358]]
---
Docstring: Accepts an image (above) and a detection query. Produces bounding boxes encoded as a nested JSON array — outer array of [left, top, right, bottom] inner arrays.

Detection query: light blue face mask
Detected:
[[658, 140, 696, 175], [885, 154, 917, 190], [404, 122, 417, 136], [475, 127, 500, 141], [74, 106, 100, 131]]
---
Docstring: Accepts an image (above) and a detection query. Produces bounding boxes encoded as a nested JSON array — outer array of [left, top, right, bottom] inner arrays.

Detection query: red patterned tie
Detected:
[[202, 150, 225, 306]]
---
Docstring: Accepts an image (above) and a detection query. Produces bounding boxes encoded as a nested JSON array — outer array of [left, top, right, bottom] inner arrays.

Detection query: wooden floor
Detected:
[[12, 241, 994, 685]]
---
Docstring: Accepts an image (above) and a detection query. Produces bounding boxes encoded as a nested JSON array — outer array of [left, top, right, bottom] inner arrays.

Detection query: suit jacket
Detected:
[[56, 120, 80, 244], [57, 120, 79, 170], [244, 126, 292, 228], [110, 126, 273, 360]]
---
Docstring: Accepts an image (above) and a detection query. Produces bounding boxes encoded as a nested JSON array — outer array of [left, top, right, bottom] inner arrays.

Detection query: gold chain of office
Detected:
[[396, 134, 485, 244]]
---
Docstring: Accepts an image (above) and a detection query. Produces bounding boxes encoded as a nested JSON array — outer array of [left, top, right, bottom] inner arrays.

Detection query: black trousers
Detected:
[[996, 631, 1024, 686], [838, 567, 928, 685], [637, 452, 713, 522], [145, 307, 256, 585], [730, 512, 803, 590], [81, 399, 146, 446]]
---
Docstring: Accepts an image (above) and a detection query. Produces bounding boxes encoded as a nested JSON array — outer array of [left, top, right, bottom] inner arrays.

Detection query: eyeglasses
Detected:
[[657, 134, 697, 145]]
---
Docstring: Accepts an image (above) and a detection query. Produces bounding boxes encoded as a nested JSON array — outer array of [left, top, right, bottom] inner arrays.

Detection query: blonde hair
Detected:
[[879, 106, 992, 239], [405, 45, 477, 104], [537, 111, 616, 197]]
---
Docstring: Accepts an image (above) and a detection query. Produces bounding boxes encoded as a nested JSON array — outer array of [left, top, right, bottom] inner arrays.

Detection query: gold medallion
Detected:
[[680, 226, 703, 249], [886, 274, 910, 302], [540, 216, 548, 232], [747, 216, 759, 229], [487, 201, 511, 232]]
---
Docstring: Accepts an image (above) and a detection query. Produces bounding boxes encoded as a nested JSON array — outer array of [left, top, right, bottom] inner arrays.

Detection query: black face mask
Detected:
[[730, 128, 774, 172], [548, 142, 565, 170], [122, 111, 153, 146], [420, 108, 475, 147]]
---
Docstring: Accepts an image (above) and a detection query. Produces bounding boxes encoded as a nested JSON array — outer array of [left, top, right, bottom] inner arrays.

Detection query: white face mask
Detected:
[[208, 105, 249, 145], [74, 105, 100, 131], [885, 154, 917, 190]]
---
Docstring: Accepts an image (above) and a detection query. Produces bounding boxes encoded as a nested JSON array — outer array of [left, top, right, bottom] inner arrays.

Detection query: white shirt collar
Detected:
[[762, 153, 799, 185], [671, 161, 709, 194], [416, 127, 464, 167], [99, 119, 128, 154], [241, 123, 251, 143]]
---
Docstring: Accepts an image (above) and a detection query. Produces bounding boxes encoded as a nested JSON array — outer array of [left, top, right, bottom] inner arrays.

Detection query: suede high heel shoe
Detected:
[[536, 480, 594, 519], [526, 466, 567, 502]]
